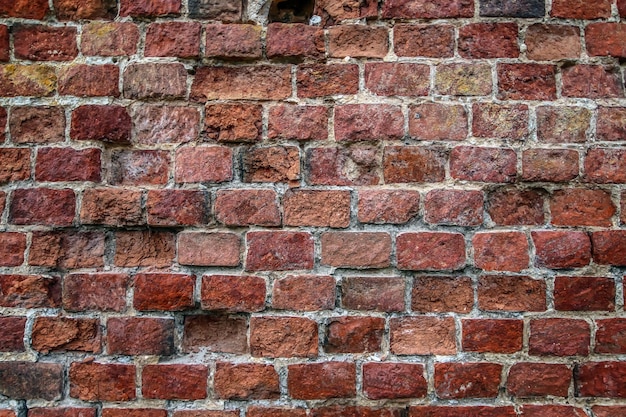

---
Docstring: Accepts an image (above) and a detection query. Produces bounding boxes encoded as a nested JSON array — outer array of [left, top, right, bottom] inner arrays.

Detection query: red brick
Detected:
[[0, 411, 14, 417], [267, 23, 324, 59], [71, 105, 131, 144], [133, 273, 195, 311], [425, 189, 483, 226], [133, 105, 200, 145], [390, 316, 456, 355], [550, 189, 614, 227], [147, 189, 207, 226], [328, 25, 388, 58], [459, 23, 519, 58], [0, 275, 61, 308], [473, 232, 529, 272], [124, 63, 186, 99], [214, 363, 279, 400], [365, 63, 429, 97], [382, 0, 473, 18], [192, 65, 291, 101], [0, 362, 63, 400], [412, 276, 473, 313], [10, 188, 74, 226], [0, 192, 5, 216], [472, 103, 529, 139], [532, 231, 591, 268], [63, 273, 128, 312], [498, 63, 556, 100], [0, 148, 30, 184], [246, 231, 313, 271], [595, 318, 626, 354], [434, 363, 502, 399], [10, 106, 64, 144], [529, 318, 590, 356], [0, 0, 49, 18], [53, 0, 115, 19], [268, 105, 327, 141], [623, 191, 626, 225], [32, 317, 100, 354], [14, 25, 77, 61], [247, 408, 302, 417], [451, 146, 517, 183], [537, 106, 591, 143], [145, 22, 201, 58], [363, 363, 426, 399], [310, 407, 403, 417], [480, 0, 544, 17], [397, 232, 466, 271], [621, 0, 626, 16], [552, 0, 611, 19], [114, 231, 175, 267], [410, 407, 516, 417], [204, 24, 261, 59], [36, 147, 101, 182], [555, 276, 615, 311], [297, 64, 358, 98], [462, 319, 523, 353], [120, 0, 179, 16], [594, 406, 626, 417], [308, 146, 381, 186], [178, 232, 241, 266], [201, 275, 265, 313], [342, 276, 405, 312], [80, 188, 143, 226], [358, 189, 420, 224], [507, 363, 571, 397], [577, 361, 626, 397], [383, 146, 446, 183], [321, 232, 391, 268], [288, 362, 355, 400], [183, 315, 247, 354], [103, 410, 166, 417], [562, 65, 623, 98], [250, 316, 318, 358], [325, 316, 384, 353], [0, 26, 6, 61], [69, 361, 135, 401], [175, 413, 236, 417], [284, 189, 350, 227], [107, 317, 174, 356], [190, 0, 241, 20], [335, 104, 403, 141], [58, 64, 119, 97], [487, 188, 545, 226], [314, 0, 376, 25], [394, 24, 455, 58], [519, 406, 587, 417], [215, 189, 280, 226], [585, 148, 626, 183], [0, 233, 26, 267], [0, 64, 56, 97], [29, 230, 105, 269], [409, 103, 468, 141], [526, 24, 580, 60], [597, 106, 626, 141], [204, 103, 261, 143], [175, 146, 232, 183], [244, 146, 300, 183], [142, 365, 207, 400], [435, 63, 492, 96], [81, 22, 139, 56], [0, 317, 26, 351], [273, 275, 335, 311], [592, 231, 626, 266], [110, 150, 169, 185], [29, 408, 96, 417], [478, 275, 546, 312]]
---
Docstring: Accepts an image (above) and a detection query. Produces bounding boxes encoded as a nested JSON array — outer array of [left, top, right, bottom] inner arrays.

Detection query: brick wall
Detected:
[[0, 0, 625, 416]]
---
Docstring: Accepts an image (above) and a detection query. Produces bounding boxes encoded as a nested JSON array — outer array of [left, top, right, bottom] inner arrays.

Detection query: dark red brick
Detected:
[[81, 22, 139, 56], [63, 273, 128, 312], [36, 147, 101, 182], [273, 275, 336, 311], [250, 317, 318, 358], [394, 24, 455, 58], [328, 25, 388, 58], [71, 105, 131, 144], [10, 188, 75, 226], [529, 318, 590, 356], [498, 63, 556, 100], [562, 65, 623, 99], [0, 362, 63, 400], [554, 276, 615, 311], [284, 189, 351, 228], [519, 405, 587, 417], [0, 317, 26, 351], [0, 275, 61, 308], [390, 316, 456, 355], [459, 23, 519, 58], [342, 276, 405, 312], [110, 150, 169, 185], [594, 406, 626, 417], [532, 231, 591, 269], [412, 276, 473, 313], [462, 319, 523, 353], [297, 64, 359, 98], [365, 63, 429, 97], [0, 26, 9, 61], [577, 361, 626, 397], [410, 103, 468, 141], [325, 316, 385, 353], [397, 232, 466, 271], [10, 106, 65, 144], [145, 22, 201, 58], [434, 362, 502, 399], [201, 275, 266, 313], [58, 64, 119, 97], [595, 319, 626, 354], [0, 233, 26, 267], [69, 361, 135, 401], [552, 0, 611, 19], [32, 317, 100, 354], [383, 146, 446, 183], [321, 232, 391, 268], [14, 25, 77, 61], [507, 363, 571, 397], [267, 23, 324, 59], [215, 189, 280, 226], [107, 317, 174, 356], [147, 189, 208, 226], [450, 146, 517, 183], [473, 232, 529, 272], [215, 363, 279, 400], [363, 363, 427, 399], [410, 406, 516, 417], [142, 364, 207, 400], [424, 189, 483, 226], [487, 188, 545, 226], [183, 315, 247, 354], [114, 231, 175, 268], [133, 273, 195, 311], [585, 148, 626, 183], [308, 146, 381, 186], [478, 275, 546, 312], [288, 362, 356, 400], [592, 231, 626, 266], [383, 0, 474, 18]]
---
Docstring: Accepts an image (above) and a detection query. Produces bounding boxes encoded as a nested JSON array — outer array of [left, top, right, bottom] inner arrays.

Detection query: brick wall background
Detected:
[[0, 0, 626, 416]]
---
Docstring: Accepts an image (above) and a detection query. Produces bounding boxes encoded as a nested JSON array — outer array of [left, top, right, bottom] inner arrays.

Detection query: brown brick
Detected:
[[473, 232, 529, 272], [175, 146, 232, 183], [53, 0, 116, 19], [363, 363, 427, 399], [341, 276, 405, 312], [273, 275, 335, 311], [0, 317, 26, 351], [120, 0, 179, 16], [0, 232, 26, 267], [114, 230, 175, 267], [536, 106, 591, 143], [507, 363, 571, 397], [550, 189, 614, 227], [526, 24, 580, 61], [133, 273, 195, 311], [358, 189, 420, 224], [288, 362, 355, 399], [244, 146, 300, 183], [297, 64, 358, 98], [29, 230, 105, 269], [189, 0, 241, 20], [267, 23, 324, 59], [0, 64, 56, 97], [595, 319, 626, 354], [250, 317, 317, 358], [145, 22, 201, 58], [335, 104, 403, 141], [472, 103, 529, 140], [81, 22, 139, 56], [204, 103, 261, 143], [71, 105, 131, 144], [80, 188, 143, 226], [562, 65, 623, 98], [268, 105, 328, 141], [585, 148, 626, 183], [383, 0, 473, 18], [592, 231, 626, 266], [214, 363, 279, 400], [390, 316, 456, 355], [58, 64, 119, 97], [0, 148, 30, 184], [204, 24, 261, 59], [201, 275, 265, 313], [365, 63, 429, 97], [247, 231, 314, 271], [133, 105, 200, 145], [436, 63, 492, 96], [325, 316, 384, 353], [383, 146, 446, 183], [424, 189, 483, 226], [394, 24, 454, 58], [308, 146, 381, 186], [532, 231, 591, 269], [487, 188, 545, 226], [434, 363, 502, 399], [321, 232, 391, 268], [191, 65, 291, 101], [110, 150, 169, 185], [450, 146, 517, 183], [35, 147, 101, 182], [498, 63, 556, 100], [107, 317, 174, 356], [328, 25, 388, 58], [32, 317, 100, 354], [412, 276, 473, 313], [0, 362, 63, 400], [183, 315, 247, 354], [10, 188, 75, 226], [0, 0, 49, 19], [14, 25, 77, 61], [555, 276, 615, 311], [0, 275, 61, 308], [462, 319, 523, 353], [123, 63, 186, 100], [459, 23, 519, 58], [284, 189, 351, 227], [597, 107, 626, 141], [147, 189, 208, 226], [178, 232, 241, 267], [142, 365, 207, 400], [552, 0, 611, 19], [397, 232, 466, 271], [478, 275, 546, 312], [63, 273, 128, 312], [10, 106, 65, 143], [69, 361, 135, 401], [410, 103, 468, 141], [530, 318, 590, 356], [215, 189, 280, 226]]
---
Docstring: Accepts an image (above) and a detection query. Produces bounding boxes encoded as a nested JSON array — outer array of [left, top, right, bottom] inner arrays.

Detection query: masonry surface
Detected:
[[0, 0, 626, 416]]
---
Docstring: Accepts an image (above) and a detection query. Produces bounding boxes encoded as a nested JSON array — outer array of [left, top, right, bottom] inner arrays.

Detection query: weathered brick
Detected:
[[383, 146, 446, 183], [32, 317, 100, 354], [410, 406, 516, 417], [450, 146, 517, 183], [594, 406, 626, 417], [526, 24, 580, 61], [71, 105, 131, 143], [552, 0, 611, 19], [459, 23, 519, 58], [36, 147, 101, 182], [189, 0, 241, 20], [577, 362, 626, 397], [410, 103, 468, 141], [310, 407, 403, 417], [412, 276, 473, 313], [247, 231, 313, 271], [0, 233, 25, 267], [478, 275, 546, 312], [53, 0, 116, 19], [250, 316, 318, 357], [0, 64, 56, 97], [114, 230, 175, 267], [321, 232, 391, 268], [142, 365, 207, 400], [10, 106, 65, 144], [487, 188, 545, 225], [244, 146, 300, 183], [390, 316, 456, 355], [288, 362, 356, 399], [394, 24, 455, 58], [58, 64, 119, 97], [328, 25, 388, 58], [215, 189, 280, 226], [201, 275, 266, 312], [473, 232, 529, 272], [145, 22, 201, 58], [268, 105, 328, 141], [554, 276, 615, 311], [204, 103, 261, 143], [383, 0, 473, 18], [592, 231, 626, 266], [0, 275, 61, 308], [434, 363, 502, 399], [519, 405, 588, 417], [0, 0, 49, 19], [550, 189, 614, 227], [69, 361, 135, 401], [529, 318, 590, 356], [10, 188, 75, 226], [284, 189, 351, 227], [204, 24, 261, 59], [335, 104, 403, 141], [110, 150, 169, 185], [597, 107, 626, 141], [363, 363, 427, 399], [358, 189, 420, 224], [507, 363, 571, 397], [133, 105, 199, 145], [14, 25, 77, 61], [585, 148, 626, 183], [214, 363, 279, 400], [424, 189, 483, 226], [267, 23, 324, 59], [0, 317, 26, 351], [297, 64, 359, 98], [523, 149, 579, 182], [0, 148, 30, 184], [313, 0, 376, 25], [103, 410, 166, 417], [536, 106, 591, 143], [532, 231, 591, 269], [107, 317, 174, 356], [462, 319, 523, 353], [480, 0, 544, 17], [120, 0, 180, 16], [595, 319, 626, 354], [63, 273, 128, 312], [0, 362, 63, 400], [178, 232, 241, 266], [124, 63, 187, 100], [29, 230, 105, 269], [81, 188, 143, 226], [365, 63, 429, 97], [472, 103, 529, 140], [247, 408, 305, 417], [562, 65, 623, 98], [397, 232, 466, 271], [325, 316, 385, 354], [0, 26, 6, 61], [273, 275, 335, 311], [134, 273, 195, 311], [147, 189, 208, 226], [183, 315, 247, 354], [81, 22, 139, 56], [342, 276, 405, 312], [191, 66, 291, 101], [435, 63, 492, 96], [29, 408, 96, 417], [620, 0, 626, 16], [308, 146, 381, 186], [498, 63, 556, 100], [175, 146, 232, 183]]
